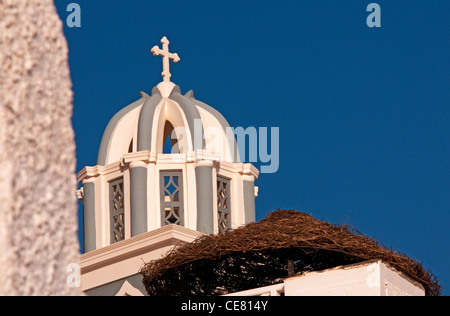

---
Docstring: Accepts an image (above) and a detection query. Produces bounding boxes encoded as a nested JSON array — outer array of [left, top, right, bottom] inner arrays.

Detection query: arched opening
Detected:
[[162, 121, 180, 154]]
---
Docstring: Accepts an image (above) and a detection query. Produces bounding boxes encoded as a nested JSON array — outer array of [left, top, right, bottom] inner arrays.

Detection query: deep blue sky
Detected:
[[55, 1, 449, 294]]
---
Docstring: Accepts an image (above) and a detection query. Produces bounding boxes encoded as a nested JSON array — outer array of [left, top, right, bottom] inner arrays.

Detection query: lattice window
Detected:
[[160, 171, 184, 226], [110, 178, 125, 243], [217, 177, 231, 233]]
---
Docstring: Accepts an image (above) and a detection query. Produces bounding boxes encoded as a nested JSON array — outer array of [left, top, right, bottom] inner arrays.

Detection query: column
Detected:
[[195, 160, 214, 234], [242, 175, 256, 224], [129, 161, 148, 237], [83, 181, 97, 252]]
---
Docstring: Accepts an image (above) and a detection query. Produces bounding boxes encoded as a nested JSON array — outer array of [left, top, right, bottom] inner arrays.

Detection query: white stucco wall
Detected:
[[0, 0, 81, 295], [226, 260, 425, 296], [283, 260, 425, 296]]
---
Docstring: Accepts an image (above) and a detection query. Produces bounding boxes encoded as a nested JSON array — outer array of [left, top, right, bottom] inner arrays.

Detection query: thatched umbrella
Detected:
[[140, 210, 441, 296]]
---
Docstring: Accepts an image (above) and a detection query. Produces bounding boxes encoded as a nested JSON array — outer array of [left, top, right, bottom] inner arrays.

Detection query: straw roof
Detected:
[[140, 210, 441, 296]]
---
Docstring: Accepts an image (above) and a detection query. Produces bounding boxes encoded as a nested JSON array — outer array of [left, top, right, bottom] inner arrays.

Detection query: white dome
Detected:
[[97, 81, 240, 165]]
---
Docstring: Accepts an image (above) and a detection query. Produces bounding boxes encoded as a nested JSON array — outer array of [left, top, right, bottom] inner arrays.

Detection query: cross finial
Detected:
[[151, 36, 180, 82]]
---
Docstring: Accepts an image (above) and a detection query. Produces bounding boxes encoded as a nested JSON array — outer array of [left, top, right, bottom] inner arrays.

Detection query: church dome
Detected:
[[78, 37, 258, 255], [97, 81, 240, 166]]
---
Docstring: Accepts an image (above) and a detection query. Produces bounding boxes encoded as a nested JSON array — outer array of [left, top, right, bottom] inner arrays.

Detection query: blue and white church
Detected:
[[76, 37, 427, 297], [76, 37, 259, 296]]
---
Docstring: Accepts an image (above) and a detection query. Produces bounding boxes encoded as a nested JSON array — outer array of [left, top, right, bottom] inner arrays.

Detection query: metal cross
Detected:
[[151, 36, 180, 82]]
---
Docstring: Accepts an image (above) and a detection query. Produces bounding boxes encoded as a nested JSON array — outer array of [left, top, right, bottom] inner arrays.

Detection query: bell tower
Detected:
[[77, 37, 259, 295]]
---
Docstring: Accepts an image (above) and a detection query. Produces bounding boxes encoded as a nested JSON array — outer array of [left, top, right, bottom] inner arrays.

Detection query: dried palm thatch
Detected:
[[139, 210, 441, 296]]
